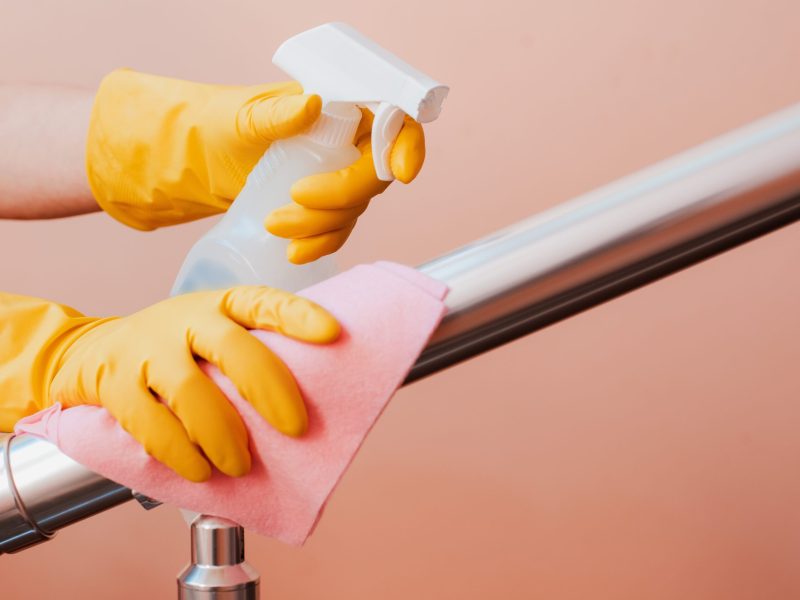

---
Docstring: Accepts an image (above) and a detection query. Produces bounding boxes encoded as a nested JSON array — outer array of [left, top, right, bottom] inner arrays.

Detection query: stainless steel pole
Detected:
[[177, 515, 260, 599], [0, 432, 133, 553], [3, 101, 800, 555], [411, 103, 800, 381]]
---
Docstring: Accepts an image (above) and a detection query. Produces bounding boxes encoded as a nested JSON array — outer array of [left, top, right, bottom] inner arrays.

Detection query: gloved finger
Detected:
[[102, 380, 212, 482], [190, 319, 308, 437], [220, 286, 341, 344], [290, 142, 390, 210], [354, 107, 374, 145], [242, 93, 322, 144], [287, 222, 357, 264], [390, 117, 426, 184], [147, 358, 252, 477], [265, 202, 367, 239]]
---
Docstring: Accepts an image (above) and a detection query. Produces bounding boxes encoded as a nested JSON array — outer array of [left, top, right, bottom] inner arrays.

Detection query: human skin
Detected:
[[0, 84, 98, 219]]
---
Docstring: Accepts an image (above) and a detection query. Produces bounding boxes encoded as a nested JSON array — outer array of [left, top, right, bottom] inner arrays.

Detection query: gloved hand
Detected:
[[265, 108, 425, 264], [86, 70, 322, 230], [86, 70, 426, 263], [0, 287, 339, 482]]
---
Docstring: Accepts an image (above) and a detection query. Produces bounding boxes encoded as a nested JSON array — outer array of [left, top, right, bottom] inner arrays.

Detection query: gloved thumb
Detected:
[[244, 93, 322, 143]]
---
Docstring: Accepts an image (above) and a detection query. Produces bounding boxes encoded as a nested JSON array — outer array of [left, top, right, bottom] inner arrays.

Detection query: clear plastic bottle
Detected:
[[172, 103, 362, 295]]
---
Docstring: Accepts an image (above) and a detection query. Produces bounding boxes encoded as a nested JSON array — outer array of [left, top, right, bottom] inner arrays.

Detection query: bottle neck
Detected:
[[225, 102, 362, 222], [302, 102, 361, 147]]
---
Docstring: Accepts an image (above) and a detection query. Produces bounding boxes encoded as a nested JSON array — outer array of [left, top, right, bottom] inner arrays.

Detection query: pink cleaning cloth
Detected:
[[16, 262, 447, 545]]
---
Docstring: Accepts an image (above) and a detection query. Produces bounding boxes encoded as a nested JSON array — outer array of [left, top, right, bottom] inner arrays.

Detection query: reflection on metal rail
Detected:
[[3, 102, 800, 556]]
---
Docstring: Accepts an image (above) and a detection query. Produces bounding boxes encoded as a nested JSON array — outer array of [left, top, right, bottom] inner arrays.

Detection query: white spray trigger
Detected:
[[371, 102, 405, 181], [272, 22, 449, 181]]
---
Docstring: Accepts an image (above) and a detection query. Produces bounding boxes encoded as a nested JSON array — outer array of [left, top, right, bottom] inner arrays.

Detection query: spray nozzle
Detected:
[[272, 22, 449, 181]]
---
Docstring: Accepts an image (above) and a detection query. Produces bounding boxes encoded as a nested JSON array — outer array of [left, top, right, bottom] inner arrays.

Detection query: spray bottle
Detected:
[[172, 22, 449, 295]]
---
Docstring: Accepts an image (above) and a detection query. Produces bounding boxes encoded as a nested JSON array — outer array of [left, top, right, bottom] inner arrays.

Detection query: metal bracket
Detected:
[[2, 434, 55, 550], [132, 490, 162, 511]]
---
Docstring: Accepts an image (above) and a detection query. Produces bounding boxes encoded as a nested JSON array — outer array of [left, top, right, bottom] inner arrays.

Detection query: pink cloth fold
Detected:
[[16, 262, 447, 545]]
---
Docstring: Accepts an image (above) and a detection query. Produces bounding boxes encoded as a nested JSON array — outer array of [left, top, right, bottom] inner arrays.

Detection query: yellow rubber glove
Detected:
[[265, 108, 426, 264], [87, 70, 426, 263], [87, 69, 323, 230], [0, 287, 340, 482]]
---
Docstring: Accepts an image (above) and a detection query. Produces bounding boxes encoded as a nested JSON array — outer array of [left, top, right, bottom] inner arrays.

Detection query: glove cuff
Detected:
[[85, 69, 230, 231], [0, 293, 105, 429]]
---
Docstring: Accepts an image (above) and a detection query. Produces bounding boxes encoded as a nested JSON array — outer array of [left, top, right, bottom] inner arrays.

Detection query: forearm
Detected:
[[0, 84, 99, 219]]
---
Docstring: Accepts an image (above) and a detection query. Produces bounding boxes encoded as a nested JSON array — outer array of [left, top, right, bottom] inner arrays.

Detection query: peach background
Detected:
[[1, 1, 799, 598]]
